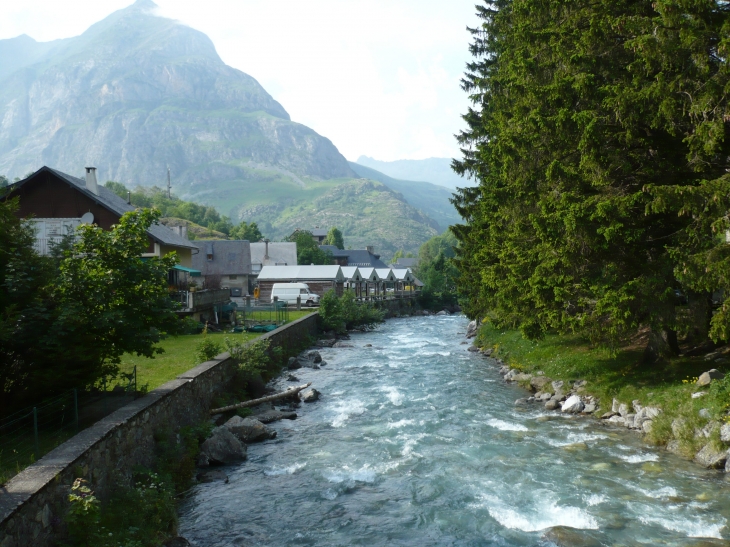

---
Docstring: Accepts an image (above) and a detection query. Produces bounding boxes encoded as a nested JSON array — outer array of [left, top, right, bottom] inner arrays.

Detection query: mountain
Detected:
[[0, 0, 355, 189], [348, 161, 461, 231], [242, 179, 440, 258], [355, 156, 474, 190], [0, 1, 444, 256]]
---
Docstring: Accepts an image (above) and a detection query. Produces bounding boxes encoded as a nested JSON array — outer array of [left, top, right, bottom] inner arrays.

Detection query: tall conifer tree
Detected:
[[453, 1, 730, 352]]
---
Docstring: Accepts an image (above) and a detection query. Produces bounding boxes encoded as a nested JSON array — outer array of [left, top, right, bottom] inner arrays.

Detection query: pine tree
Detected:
[[453, 1, 730, 351]]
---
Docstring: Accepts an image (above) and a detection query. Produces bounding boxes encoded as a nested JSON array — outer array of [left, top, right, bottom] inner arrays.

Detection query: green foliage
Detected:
[[452, 0, 730, 345], [0, 203, 180, 410], [194, 325, 223, 362], [65, 479, 101, 546], [319, 290, 384, 332], [323, 227, 345, 249], [229, 221, 263, 242], [286, 230, 333, 265], [224, 337, 271, 375], [415, 230, 459, 310], [104, 181, 264, 240]]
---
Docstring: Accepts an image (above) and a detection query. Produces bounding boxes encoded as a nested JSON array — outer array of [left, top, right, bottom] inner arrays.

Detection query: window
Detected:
[[300, 289, 308, 294], [229, 275, 238, 280]]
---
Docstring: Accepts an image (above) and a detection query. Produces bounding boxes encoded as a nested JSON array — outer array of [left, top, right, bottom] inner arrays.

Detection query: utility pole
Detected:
[[167, 167, 171, 199]]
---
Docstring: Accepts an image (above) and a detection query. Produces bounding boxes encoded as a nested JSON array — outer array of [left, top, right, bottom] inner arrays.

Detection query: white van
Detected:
[[270, 283, 320, 306]]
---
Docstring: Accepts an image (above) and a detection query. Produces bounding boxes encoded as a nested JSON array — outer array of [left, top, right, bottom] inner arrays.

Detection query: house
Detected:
[[319, 245, 388, 268], [4, 166, 231, 323], [341, 266, 364, 296], [250, 241, 298, 275], [191, 240, 252, 294], [256, 265, 345, 301]]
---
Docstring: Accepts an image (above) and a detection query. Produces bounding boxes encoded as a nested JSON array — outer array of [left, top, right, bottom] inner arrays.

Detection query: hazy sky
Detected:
[[0, 0, 480, 162]]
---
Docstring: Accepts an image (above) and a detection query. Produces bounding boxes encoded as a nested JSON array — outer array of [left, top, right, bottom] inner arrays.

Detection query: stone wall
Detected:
[[0, 312, 318, 547]]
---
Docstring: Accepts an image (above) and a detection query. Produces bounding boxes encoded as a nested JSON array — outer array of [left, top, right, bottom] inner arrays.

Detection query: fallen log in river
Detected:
[[210, 383, 312, 415]]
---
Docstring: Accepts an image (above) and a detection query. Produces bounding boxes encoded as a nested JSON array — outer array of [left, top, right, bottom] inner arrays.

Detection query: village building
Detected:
[[191, 240, 252, 296], [250, 240, 298, 275], [3, 166, 231, 323], [290, 227, 328, 245], [256, 265, 345, 301], [319, 245, 388, 268], [391, 257, 418, 270]]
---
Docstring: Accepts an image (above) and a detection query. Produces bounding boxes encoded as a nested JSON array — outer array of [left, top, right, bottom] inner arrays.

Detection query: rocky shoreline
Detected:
[[465, 320, 730, 475]]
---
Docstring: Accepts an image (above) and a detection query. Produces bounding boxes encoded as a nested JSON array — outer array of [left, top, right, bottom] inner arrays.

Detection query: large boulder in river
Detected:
[[301, 388, 320, 403], [224, 415, 277, 443], [530, 376, 552, 391], [542, 526, 603, 547], [465, 320, 478, 339], [697, 369, 725, 387], [198, 426, 247, 466], [694, 444, 728, 469], [561, 395, 584, 413], [254, 409, 297, 423]]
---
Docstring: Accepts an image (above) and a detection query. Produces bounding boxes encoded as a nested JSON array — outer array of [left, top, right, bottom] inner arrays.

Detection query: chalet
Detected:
[[4, 166, 231, 323], [290, 227, 328, 245], [191, 240, 252, 295], [256, 265, 345, 301]]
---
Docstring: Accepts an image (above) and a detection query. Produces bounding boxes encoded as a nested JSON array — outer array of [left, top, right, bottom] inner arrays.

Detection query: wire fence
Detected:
[[0, 367, 138, 486], [236, 301, 290, 331]]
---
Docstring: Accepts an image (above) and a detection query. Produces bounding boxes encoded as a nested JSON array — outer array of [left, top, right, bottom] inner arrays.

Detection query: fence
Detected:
[[237, 300, 290, 330], [0, 367, 137, 486]]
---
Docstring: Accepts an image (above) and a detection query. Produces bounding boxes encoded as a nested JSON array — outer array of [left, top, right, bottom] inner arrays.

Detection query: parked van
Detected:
[[270, 283, 320, 306]]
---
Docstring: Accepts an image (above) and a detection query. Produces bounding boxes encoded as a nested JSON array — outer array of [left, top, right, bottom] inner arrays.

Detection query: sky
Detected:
[[0, 0, 480, 163]]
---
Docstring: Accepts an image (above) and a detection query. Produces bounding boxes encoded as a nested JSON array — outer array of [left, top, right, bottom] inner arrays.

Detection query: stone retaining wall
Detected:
[[0, 312, 318, 547]]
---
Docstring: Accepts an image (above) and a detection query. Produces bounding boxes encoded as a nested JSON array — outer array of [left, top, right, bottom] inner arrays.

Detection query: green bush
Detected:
[[319, 290, 384, 332], [224, 338, 271, 375], [194, 325, 223, 362]]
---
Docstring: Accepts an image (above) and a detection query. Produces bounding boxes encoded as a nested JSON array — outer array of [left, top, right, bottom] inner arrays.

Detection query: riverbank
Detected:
[[471, 322, 730, 472]]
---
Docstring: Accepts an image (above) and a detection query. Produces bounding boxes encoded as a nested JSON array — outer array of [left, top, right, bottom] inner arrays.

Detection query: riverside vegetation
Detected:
[[450, 2, 730, 470]]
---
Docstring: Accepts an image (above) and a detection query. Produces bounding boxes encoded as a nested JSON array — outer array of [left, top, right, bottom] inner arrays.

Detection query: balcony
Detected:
[[171, 288, 231, 313]]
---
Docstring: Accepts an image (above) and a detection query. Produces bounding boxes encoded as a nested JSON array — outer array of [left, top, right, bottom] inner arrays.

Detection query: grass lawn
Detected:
[[476, 323, 730, 454], [118, 311, 315, 390]]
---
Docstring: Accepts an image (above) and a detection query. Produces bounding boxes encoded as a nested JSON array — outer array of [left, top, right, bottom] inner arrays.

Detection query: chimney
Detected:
[[366, 245, 374, 254], [127, 191, 131, 204], [181, 225, 188, 240], [85, 167, 99, 195], [263, 238, 270, 261]]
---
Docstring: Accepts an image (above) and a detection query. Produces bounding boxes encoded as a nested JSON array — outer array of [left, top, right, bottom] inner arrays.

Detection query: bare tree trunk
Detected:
[[644, 328, 677, 363], [210, 383, 312, 414]]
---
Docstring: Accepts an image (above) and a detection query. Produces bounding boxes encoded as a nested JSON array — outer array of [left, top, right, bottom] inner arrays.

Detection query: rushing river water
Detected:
[[179, 315, 730, 546]]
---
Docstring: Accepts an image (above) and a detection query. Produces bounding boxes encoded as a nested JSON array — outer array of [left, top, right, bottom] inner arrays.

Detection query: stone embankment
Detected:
[[466, 320, 730, 474]]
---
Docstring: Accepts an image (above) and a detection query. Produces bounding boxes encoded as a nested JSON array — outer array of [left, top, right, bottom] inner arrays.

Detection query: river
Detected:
[[178, 315, 730, 546]]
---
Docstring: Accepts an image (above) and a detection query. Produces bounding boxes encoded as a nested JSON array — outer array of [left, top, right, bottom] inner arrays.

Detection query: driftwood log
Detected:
[[210, 383, 312, 415]]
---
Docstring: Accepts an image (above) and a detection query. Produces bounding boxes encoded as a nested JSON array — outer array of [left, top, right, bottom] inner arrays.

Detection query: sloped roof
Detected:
[[375, 268, 396, 282], [358, 267, 380, 282], [318, 246, 388, 268], [311, 228, 329, 237], [341, 266, 363, 282], [250, 242, 297, 266], [11, 167, 197, 250], [393, 269, 415, 282], [258, 265, 344, 281], [394, 257, 418, 269], [191, 240, 251, 276]]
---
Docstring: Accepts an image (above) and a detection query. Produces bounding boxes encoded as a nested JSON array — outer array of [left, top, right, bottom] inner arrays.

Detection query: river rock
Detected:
[[542, 526, 602, 547], [697, 369, 725, 386], [468, 345, 481, 353], [545, 399, 560, 410], [198, 426, 247, 466], [306, 350, 323, 363], [333, 341, 353, 348], [530, 376, 552, 391], [481, 348, 493, 357], [514, 398, 529, 406], [672, 418, 688, 437], [287, 357, 301, 370], [538, 392, 552, 401], [552, 380, 564, 391], [612, 398, 620, 413], [601, 411, 617, 419], [196, 469, 229, 483], [254, 409, 297, 423], [618, 403, 629, 417], [224, 416, 276, 443], [513, 373, 533, 383], [666, 440, 682, 455], [624, 414, 636, 429], [561, 395, 584, 413], [642, 419, 654, 434], [692, 391, 708, 399], [503, 369, 518, 381], [301, 388, 320, 403], [607, 415, 625, 426], [694, 444, 728, 469], [582, 403, 596, 414], [287, 374, 299, 382], [316, 339, 337, 348], [465, 319, 478, 339], [720, 423, 730, 443]]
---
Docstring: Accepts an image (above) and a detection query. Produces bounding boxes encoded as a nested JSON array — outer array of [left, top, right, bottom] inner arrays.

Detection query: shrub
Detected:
[[224, 338, 271, 375], [194, 324, 223, 362], [319, 290, 384, 332]]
